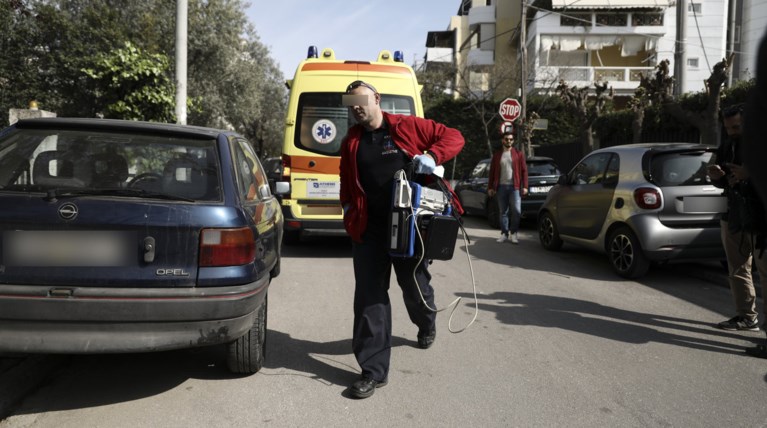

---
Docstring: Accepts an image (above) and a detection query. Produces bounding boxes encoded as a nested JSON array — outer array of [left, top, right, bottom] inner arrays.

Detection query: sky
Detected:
[[245, 1, 461, 78]]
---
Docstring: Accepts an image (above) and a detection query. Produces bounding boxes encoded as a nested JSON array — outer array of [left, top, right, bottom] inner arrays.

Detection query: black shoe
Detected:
[[417, 329, 436, 349], [717, 315, 760, 331], [350, 377, 387, 399]]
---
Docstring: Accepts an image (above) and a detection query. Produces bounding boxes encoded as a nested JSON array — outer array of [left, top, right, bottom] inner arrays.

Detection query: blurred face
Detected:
[[502, 135, 514, 149], [723, 113, 742, 138], [347, 86, 381, 129]]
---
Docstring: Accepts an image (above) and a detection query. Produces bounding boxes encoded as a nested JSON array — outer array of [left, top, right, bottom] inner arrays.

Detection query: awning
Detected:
[[552, 0, 669, 9]]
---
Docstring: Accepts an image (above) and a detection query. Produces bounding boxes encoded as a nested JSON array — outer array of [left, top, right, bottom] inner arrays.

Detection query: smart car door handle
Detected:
[[144, 236, 156, 263]]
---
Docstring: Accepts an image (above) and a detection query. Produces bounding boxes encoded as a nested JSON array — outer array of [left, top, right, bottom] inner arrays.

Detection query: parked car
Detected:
[[0, 118, 283, 374], [538, 143, 725, 279], [454, 156, 562, 228], [262, 156, 283, 192]]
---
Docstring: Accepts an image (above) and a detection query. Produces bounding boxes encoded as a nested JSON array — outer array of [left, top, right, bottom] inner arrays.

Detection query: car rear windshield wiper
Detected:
[[44, 188, 195, 202]]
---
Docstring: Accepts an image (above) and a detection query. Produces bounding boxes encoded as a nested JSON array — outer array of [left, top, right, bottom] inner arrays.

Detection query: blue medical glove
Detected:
[[413, 154, 436, 175]]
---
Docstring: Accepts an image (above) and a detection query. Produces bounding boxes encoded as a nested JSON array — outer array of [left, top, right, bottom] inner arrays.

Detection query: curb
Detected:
[[0, 355, 68, 420]]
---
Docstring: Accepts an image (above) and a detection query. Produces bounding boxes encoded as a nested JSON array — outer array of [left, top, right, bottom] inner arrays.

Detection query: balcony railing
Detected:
[[426, 47, 453, 63], [467, 49, 494, 66], [534, 66, 654, 90], [468, 5, 495, 27]]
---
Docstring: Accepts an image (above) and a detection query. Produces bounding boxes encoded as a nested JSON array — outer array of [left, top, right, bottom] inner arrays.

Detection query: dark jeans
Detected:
[[496, 183, 521, 235], [351, 227, 436, 381]]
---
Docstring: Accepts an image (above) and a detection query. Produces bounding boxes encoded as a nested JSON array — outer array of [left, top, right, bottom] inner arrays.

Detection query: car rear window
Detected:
[[0, 128, 222, 201], [528, 161, 561, 177], [648, 150, 714, 186]]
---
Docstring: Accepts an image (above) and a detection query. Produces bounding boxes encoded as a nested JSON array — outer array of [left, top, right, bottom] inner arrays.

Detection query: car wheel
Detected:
[[608, 227, 650, 279], [227, 295, 267, 374], [538, 212, 563, 251], [487, 197, 500, 229]]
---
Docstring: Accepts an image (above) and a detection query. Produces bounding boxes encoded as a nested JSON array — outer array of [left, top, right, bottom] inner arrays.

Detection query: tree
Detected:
[[82, 42, 175, 121], [557, 80, 614, 154], [0, 0, 287, 151], [640, 56, 734, 146]]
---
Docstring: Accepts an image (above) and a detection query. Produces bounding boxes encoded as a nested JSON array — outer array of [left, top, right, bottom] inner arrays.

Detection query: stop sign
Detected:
[[499, 98, 521, 122]]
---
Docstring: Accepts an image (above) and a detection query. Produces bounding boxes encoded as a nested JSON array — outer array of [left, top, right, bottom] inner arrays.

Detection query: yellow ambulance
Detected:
[[275, 46, 424, 243]]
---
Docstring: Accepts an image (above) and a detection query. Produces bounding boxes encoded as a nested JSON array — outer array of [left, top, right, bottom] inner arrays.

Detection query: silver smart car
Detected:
[[538, 143, 725, 278]]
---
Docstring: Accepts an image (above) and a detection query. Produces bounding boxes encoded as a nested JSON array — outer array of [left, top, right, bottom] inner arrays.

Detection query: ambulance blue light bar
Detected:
[[307, 46, 318, 59], [394, 50, 404, 62]]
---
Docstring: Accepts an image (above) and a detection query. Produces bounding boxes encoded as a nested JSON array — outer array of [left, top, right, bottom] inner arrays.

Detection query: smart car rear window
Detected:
[[648, 151, 714, 186]]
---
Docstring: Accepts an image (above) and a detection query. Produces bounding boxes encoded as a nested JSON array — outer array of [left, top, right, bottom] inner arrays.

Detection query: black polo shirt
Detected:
[[356, 123, 409, 227]]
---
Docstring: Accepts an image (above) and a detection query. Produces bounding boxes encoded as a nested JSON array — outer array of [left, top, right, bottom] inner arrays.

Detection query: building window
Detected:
[[596, 13, 627, 26], [561, 12, 592, 27], [632, 13, 664, 26], [688, 3, 702, 13], [687, 57, 699, 68]]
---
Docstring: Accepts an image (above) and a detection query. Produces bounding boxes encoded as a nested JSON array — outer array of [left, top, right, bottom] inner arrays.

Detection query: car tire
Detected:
[[608, 227, 650, 279], [227, 295, 267, 374], [487, 197, 500, 229], [538, 211, 563, 251]]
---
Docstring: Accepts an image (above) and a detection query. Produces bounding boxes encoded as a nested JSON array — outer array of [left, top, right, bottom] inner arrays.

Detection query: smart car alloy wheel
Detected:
[[608, 226, 650, 279], [538, 212, 563, 251]]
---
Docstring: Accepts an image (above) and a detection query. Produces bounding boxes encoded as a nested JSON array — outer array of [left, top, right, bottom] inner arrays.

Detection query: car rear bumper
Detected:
[[0, 276, 269, 353], [625, 216, 725, 261], [281, 206, 346, 235], [521, 198, 545, 218]]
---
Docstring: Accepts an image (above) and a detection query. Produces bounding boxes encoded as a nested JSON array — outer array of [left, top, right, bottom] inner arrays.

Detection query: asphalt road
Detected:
[[1, 217, 766, 427]]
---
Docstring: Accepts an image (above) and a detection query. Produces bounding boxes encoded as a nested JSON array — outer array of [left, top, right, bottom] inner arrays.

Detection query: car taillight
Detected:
[[634, 188, 662, 209], [199, 227, 256, 267], [281, 154, 291, 179]]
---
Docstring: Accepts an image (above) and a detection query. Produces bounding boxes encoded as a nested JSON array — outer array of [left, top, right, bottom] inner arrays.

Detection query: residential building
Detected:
[[730, 0, 767, 82], [426, 0, 736, 99], [423, 0, 517, 99], [525, 0, 729, 97]]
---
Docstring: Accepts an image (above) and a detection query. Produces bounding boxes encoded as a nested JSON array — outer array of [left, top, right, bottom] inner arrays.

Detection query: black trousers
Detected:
[[352, 227, 436, 381]]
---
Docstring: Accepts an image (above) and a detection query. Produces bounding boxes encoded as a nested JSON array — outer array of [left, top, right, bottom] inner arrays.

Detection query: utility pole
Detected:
[[673, 0, 688, 97], [175, 0, 188, 125], [520, 0, 530, 155]]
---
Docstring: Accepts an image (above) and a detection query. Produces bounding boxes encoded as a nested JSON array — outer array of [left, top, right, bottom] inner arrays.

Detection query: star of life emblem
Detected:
[[312, 119, 336, 145]]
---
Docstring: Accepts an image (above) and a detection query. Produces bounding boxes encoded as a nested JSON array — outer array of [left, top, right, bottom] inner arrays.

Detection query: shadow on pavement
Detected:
[[457, 290, 752, 356], [5, 330, 413, 415]]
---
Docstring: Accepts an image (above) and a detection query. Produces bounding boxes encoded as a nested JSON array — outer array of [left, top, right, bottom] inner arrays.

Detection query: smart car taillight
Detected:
[[634, 188, 662, 209], [199, 227, 256, 267]]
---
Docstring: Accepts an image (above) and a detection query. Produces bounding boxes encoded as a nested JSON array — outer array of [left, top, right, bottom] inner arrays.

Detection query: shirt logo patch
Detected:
[[381, 136, 399, 156]]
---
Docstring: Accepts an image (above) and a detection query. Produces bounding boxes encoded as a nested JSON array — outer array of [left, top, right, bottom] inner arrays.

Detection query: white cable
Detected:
[[404, 183, 479, 334]]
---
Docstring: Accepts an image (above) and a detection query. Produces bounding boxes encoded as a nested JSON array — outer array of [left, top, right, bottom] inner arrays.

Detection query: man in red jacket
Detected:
[[487, 131, 528, 244], [339, 80, 464, 398]]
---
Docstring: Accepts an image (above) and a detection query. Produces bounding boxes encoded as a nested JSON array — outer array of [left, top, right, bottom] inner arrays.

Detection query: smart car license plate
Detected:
[[3, 231, 132, 267], [681, 196, 727, 213], [530, 185, 552, 194]]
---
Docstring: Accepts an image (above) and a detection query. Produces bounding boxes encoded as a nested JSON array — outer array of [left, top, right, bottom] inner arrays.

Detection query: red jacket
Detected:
[[339, 112, 465, 242], [488, 147, 528, 191]]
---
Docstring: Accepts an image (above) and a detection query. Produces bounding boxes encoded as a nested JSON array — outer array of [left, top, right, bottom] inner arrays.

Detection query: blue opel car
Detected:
[[0, 118, 282, 374]]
